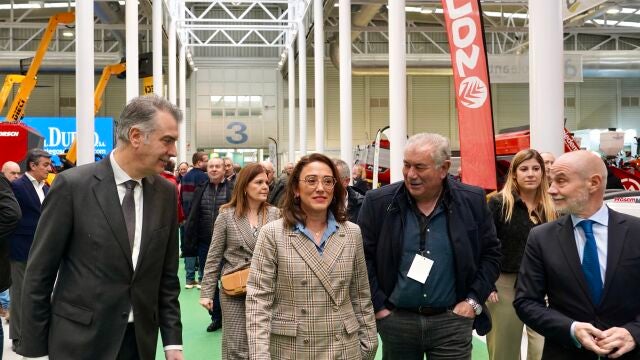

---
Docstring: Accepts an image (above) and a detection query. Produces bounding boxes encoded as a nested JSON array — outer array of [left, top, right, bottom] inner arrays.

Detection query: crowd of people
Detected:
[[0, 93, 638, 360]]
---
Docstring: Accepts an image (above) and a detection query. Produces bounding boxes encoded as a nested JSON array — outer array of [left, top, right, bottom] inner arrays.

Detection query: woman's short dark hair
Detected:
[[281, 153, 347, 228]]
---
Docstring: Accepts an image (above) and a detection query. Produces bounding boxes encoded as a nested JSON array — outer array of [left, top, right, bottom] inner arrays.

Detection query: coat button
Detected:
[[303, 338, 309, 344], [301, 309, 307, 314], [121, 312, 128, 319], [333, 306, 339, 312], [335, 334, 341, 341], [244, 257, 249, 262], [239, 246, 244, 250], [301, 280, 307, 285]]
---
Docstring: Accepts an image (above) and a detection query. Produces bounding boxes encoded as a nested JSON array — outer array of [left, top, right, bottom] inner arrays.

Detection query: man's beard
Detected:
[[555, 189, 589, 215]]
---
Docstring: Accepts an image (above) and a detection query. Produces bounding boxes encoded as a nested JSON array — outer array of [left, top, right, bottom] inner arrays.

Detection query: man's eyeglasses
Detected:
[[299, 175, 337, 189]]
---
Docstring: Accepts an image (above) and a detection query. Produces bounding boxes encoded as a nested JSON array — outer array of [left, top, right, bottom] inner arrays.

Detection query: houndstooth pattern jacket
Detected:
[[246, 218, 378, 360], [200, 205, 281, 300]]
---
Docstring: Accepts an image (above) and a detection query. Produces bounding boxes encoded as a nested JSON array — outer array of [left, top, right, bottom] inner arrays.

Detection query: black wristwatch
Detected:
[[465, 297, 482, 316]]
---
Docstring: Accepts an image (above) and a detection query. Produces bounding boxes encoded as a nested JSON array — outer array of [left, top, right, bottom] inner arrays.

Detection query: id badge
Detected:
[[407, 254, 434, 284]]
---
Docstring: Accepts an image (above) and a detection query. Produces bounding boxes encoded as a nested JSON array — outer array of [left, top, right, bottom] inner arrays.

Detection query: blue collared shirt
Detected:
[[295, 211, 339, 255]]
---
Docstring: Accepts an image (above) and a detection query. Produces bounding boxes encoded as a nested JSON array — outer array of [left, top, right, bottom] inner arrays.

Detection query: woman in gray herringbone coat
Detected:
[[199, 162, 280, 359]]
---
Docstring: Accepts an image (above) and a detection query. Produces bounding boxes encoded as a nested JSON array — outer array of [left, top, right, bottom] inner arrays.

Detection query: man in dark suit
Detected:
[[0, 172, 21, 358], [514, 150, 640, 360], [18, 95, 183, 359], [7, 148, 51, 347]]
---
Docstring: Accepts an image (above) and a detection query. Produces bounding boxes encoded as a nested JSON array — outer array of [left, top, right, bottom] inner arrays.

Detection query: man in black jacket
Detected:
[[358, 133, 500, 359], [0, 173, 21, 358], [184, 157, 232, 332], [333, 158, 364, 222]]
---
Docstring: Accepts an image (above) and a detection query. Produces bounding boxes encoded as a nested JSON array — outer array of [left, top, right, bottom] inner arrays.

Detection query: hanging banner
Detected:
[[563, 127, 581, 152], [563, 0, 608, 21], [441, 0, 497, 190]]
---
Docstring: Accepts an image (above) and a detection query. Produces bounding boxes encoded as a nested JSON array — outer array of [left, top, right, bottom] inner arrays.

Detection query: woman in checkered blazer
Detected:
[[199, 162, 280, 359], [246, 153, 378, 359]]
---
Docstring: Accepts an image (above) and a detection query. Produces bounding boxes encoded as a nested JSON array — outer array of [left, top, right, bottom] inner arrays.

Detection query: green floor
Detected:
[[156, 262, 490, 359]]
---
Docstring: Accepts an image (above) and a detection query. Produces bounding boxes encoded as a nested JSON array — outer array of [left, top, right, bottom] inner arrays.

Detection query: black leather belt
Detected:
[[402, 306, 449, 316]]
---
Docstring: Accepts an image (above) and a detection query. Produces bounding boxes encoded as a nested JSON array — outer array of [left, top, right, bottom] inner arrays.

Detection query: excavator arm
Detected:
[[0, 75, 25, 114], [5, 12, 75, 123], [65, 62, 127, 165]]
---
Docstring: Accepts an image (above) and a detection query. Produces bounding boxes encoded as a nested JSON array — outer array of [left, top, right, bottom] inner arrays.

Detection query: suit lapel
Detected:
[[134, 175, 157, 274], [92, 159, 133, 269], [601, 209, 627, 303], [288, 230, 338, 304], [557, 216, 593, 302], [22, 176, 42, 210], [235, 214, 258, 252], [319, 228, 346, 274]]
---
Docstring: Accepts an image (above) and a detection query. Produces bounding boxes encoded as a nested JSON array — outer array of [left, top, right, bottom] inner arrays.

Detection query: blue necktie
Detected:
[[578, 220, 603, 304]]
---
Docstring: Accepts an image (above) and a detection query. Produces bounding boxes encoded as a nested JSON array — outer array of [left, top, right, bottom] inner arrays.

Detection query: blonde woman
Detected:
[[486, 149, 557, 360], [199, 163, 280, 359]]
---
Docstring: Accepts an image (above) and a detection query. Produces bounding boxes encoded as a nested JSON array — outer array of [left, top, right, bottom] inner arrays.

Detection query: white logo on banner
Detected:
[[622, 178, 640, 191], [458, 76, 487, 109]]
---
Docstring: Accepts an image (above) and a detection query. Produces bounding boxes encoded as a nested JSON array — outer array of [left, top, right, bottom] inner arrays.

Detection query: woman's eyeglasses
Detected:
[[299, 175, 337, 189]]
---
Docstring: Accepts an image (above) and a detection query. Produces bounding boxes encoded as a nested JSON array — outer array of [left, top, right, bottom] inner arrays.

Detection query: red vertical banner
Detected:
[[441, 0, 497, 190]]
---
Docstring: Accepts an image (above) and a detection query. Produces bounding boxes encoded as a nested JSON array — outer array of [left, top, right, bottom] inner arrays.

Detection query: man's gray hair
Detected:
[[116, 94, 182, 146], [332, 159, 350, 179], [405, 133, 451, 166], [26, 148, 51, 168]]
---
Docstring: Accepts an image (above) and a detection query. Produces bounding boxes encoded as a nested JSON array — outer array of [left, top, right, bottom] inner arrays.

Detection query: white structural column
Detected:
[[152, 0, 163, 96], [288, 47, 296, 163], [339, 0, 352, 166], [529, 0, 564, 155], [168, 8, 177, 105], [313, 0, 325, 153], [126, 0, 139, 102], [298, 16, 307, 156], [388, 0, 406, 183], [178, 35, 187, 163], [287, 1, 296, 163], [75, 0, 94, 165]]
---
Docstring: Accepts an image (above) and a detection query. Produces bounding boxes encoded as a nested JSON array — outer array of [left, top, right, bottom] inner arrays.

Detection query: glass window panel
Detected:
[[250, 95, 262, 116], [224, 108, 237, 117], [211, 109, 223, 116], [223, 96, 236, 108], [211, 95, 223, 108]]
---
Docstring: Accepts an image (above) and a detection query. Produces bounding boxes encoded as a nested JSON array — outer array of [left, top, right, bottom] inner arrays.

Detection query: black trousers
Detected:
[[117, 323, 140, 360]]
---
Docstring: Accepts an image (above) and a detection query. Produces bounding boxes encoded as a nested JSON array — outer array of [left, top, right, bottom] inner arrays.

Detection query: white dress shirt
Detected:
[[25, 172, 46, 204]]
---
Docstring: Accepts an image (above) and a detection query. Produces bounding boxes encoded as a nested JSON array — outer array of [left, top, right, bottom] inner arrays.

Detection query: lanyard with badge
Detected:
[[407, 206, 436, 284]]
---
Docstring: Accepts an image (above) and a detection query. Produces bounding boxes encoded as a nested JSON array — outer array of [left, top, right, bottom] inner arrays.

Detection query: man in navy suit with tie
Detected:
[[7, 148, 51, 348], [514, 150, 640, 359]]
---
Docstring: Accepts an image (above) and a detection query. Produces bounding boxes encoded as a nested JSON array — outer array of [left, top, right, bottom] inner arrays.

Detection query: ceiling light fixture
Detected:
[[606, 7, 621, 14], [62, 30, 74, 37]]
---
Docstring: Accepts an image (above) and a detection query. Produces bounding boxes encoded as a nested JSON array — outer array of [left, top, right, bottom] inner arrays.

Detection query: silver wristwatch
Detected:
[[465, 298, 482, 316]]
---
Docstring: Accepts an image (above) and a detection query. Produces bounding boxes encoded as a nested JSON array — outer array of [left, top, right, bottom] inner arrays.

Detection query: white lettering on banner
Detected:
[[446, 0, 471, 19], [452, 17, 476, 48], [447, 0, 486, 108], [46, 127, 106, 147], [0, 131, 19, 137]]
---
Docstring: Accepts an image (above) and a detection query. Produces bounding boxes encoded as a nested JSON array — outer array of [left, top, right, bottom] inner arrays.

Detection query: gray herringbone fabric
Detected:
[[200, 205, 280, 359], [246, 219, 378, 360]]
